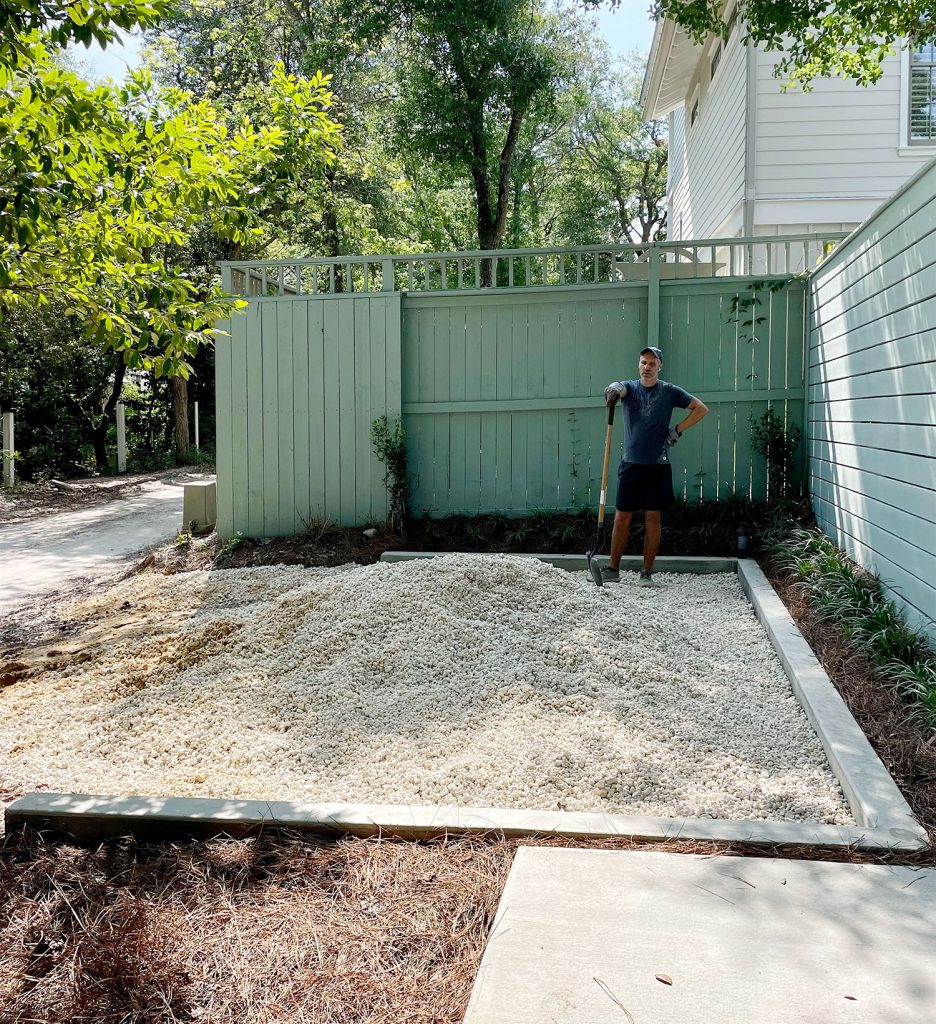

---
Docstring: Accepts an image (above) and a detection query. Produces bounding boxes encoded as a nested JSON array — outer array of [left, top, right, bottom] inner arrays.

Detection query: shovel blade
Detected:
[[586, 550, 603, 587]]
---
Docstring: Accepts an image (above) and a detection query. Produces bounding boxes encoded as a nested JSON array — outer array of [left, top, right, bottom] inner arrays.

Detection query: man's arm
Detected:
[[674, 397, 709, 436]]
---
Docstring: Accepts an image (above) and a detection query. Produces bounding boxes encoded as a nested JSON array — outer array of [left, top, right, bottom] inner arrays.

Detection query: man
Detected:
[[602, 346, 708, 586]]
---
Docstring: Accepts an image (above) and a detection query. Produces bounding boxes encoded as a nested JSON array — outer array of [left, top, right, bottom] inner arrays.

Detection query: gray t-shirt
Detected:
[[617, 379, 693, 465]]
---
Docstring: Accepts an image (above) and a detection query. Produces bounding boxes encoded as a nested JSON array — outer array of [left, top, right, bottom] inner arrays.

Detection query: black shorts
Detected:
[[616, 462, 675, 512]]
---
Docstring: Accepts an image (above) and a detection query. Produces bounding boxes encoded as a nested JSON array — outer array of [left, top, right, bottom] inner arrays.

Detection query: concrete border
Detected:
[[5, 552, 929, 852], [4, 792, 923, 850], [737, 559, 921, 835], [380, 552, 736, 574]]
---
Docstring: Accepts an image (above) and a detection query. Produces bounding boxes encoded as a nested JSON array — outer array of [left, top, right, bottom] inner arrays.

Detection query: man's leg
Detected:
[[608, 510, 632, 570], [643, 510, 661, 573]]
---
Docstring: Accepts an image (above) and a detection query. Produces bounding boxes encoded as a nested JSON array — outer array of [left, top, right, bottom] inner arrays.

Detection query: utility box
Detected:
[[183, 480, 217, 534]]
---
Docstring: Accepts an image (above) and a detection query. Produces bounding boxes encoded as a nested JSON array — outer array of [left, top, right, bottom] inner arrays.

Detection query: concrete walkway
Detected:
[[465, 847, 936, 1024], [0, 476, 209, 615]]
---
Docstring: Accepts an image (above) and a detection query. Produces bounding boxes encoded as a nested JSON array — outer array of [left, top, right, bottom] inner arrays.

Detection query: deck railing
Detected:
[[223, 233, 849, 297]]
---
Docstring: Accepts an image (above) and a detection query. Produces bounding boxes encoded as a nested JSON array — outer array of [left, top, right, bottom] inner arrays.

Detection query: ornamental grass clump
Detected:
[[761, 517, 936, 729]]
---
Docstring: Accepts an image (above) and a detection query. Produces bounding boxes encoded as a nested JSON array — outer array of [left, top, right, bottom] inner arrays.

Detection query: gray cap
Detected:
[[640, 346, 663, 363]]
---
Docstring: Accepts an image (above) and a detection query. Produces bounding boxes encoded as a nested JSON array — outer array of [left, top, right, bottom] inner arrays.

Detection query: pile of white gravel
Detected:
[[0, 554, 852, 823]]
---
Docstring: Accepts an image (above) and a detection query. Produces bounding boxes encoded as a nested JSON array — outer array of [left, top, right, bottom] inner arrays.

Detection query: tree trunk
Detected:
[[470, 109, 526, 286], [171, 375, 190, 463], [90, 355, 127, 474], [323, 167, 343, 292]]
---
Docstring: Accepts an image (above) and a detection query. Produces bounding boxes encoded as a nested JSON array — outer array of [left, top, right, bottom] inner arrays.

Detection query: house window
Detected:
[[710, 43, 722, 81], [690, 95, 700, 127], [910, 42, 936, 143]]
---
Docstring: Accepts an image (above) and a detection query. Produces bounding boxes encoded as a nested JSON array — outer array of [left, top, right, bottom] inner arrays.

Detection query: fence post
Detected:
[[381, 259, 394, 291], [647, 241, 661, 345], [2, 411, 13, 487], [194, 401, 200, 450], [116, 402, 127, 473]]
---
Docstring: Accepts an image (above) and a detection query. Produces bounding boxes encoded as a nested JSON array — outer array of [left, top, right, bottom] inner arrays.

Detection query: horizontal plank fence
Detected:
[[808, 158, 936, 641], [217, 246, 811, 537]]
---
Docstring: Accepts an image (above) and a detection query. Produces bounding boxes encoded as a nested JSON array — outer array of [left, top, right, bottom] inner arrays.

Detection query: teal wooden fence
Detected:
[[216, 243, 814, 537], [215, 292, 402, 539]]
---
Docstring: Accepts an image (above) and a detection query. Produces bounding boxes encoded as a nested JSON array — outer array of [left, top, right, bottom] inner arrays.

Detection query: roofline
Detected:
[[640, 17, 676, 121]]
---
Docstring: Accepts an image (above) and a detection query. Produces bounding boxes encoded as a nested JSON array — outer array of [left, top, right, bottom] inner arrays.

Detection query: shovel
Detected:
[[587, 399, 616, 587]]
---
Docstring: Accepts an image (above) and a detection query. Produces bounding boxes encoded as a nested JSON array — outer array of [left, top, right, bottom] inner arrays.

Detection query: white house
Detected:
[[641, 13, 936, 241]]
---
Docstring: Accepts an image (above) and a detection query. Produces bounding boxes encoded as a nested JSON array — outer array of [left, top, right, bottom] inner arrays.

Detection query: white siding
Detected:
[[807, 160, 936, 641], [668, 107, 689, 237], [756, 51, 934, 201], [667, 32, 747, 238]]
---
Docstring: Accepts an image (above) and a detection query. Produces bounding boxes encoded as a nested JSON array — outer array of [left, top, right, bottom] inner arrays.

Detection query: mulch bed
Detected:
[[767, 573, 936, 840]]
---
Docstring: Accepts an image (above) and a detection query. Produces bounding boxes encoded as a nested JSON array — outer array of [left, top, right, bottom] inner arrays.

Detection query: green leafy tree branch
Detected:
[[1, 4, 342, 378]]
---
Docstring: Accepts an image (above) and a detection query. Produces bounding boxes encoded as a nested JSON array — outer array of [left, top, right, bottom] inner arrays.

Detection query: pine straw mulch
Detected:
[[2, 826, 934, 1024]]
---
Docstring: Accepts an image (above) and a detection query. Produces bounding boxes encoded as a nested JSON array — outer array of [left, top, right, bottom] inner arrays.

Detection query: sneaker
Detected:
[[600, 566, 620, 583], [638, 570, 654, 587]]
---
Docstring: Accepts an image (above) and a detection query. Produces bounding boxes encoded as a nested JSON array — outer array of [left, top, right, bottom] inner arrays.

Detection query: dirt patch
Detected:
[[154, 500, 771, 576]]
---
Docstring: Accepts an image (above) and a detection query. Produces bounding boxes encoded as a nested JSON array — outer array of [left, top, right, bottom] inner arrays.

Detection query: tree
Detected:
[[509, 46, 667, 247], [642, 1, 935, 88], [0, 304, 116, 478], [146, 0, 667, 268], [1, 1, 341, 382], [388, 1, 564, 277], [145, 0, 421, 268], [568, 55, 667, 242]]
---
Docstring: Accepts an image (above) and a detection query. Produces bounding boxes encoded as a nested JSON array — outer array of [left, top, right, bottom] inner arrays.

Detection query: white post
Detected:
[[194, 400, 200, 450], [2, 411, 13, 487], [116, 402, 127, 474]]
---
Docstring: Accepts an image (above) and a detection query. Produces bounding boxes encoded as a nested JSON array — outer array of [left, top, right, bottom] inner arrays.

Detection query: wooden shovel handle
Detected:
[[597, 402, 616, 527]]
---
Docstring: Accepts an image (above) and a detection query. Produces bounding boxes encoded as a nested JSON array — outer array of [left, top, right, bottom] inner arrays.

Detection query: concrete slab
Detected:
[[465, 847, 936, 1024]]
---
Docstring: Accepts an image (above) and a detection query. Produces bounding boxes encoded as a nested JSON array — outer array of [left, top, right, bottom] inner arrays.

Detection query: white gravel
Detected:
[[0, 554, 852, 823]]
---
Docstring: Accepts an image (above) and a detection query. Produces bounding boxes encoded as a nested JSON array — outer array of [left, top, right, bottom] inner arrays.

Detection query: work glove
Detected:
[[665, 426, 681, 447], [604, 381, 626, 406]]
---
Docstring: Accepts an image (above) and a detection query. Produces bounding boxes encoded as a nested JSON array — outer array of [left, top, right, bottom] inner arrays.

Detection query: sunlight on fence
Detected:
[[226, 234, 847, 298]]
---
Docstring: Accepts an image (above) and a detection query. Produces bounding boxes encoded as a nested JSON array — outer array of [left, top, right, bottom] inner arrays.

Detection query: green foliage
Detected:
[[387, 0, 565, 258], [1, 4, 341, 376], [760, 517, 936, 729], [642, 0, 934, 88], [213, 530, 245, 564], [750, 407, 802, 502], [0, 303, 114, 478], [0, 0, 172, 64], [371, 415, 409, 534], [146, 0, 665, 256], [551, 51, 667, 244]]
